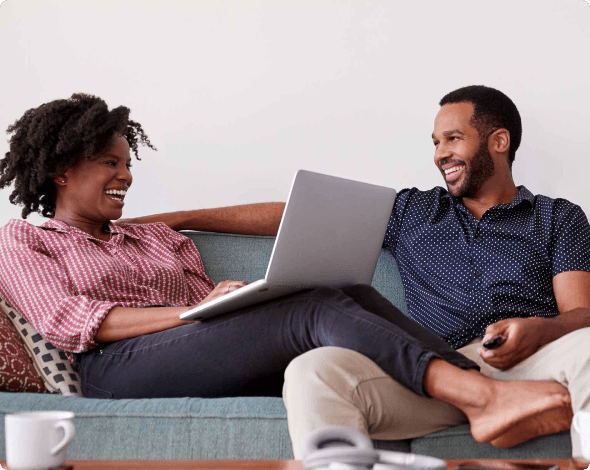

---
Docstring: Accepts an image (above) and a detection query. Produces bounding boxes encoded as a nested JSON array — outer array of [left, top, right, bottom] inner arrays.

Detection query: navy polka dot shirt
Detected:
[[383, 186, 590, 349]]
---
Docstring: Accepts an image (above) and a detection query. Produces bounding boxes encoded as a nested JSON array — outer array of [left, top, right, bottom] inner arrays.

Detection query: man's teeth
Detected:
[[444, 165, 463, 175]]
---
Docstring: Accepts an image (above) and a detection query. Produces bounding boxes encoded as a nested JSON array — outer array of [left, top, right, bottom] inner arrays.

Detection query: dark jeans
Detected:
[[77, 285, 476, 399]]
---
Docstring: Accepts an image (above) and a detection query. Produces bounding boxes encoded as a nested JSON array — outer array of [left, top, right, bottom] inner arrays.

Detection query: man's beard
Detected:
[[448, 140, 495, 198]]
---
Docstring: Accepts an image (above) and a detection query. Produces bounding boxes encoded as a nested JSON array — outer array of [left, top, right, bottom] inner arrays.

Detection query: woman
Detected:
[[0, 93, 571, 446]]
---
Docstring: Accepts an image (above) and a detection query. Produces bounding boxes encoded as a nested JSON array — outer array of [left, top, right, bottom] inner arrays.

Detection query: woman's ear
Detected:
[[54, 176, 67, 186]]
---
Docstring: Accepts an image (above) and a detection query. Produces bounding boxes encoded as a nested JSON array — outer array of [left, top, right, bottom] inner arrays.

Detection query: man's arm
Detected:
[[480, 270, 590, 370], [541, 270, 590, 341], [119, 202, 286, 236]]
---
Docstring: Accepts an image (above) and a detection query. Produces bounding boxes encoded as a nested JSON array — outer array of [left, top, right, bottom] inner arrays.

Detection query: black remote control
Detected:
[[483, 336, 504, 349]]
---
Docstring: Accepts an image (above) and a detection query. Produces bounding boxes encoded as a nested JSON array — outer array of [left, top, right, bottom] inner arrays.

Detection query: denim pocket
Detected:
[[83, 382, 114, 399]]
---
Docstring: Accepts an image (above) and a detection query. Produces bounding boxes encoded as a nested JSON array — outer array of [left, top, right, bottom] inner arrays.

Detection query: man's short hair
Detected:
[[439, 85, 522, 168]]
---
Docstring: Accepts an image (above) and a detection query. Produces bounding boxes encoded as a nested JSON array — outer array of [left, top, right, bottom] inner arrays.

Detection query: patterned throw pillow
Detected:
[[0, 308, 46, 393], [0, 296, 83, 396]]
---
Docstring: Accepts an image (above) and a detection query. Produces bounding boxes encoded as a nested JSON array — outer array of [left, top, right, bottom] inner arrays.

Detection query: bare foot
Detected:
[[490, 404, 573, 448], [464, 380, 571, 444]]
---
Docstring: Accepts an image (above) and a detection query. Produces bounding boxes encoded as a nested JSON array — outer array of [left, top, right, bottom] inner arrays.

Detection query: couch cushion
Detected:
[[0, 296, 82, 396], [410, 424, 571, 459], [0, 309, 46, 393], [0, 393, 291, 460], [0, 392, 410, 460], [182, 231, 409, 314]]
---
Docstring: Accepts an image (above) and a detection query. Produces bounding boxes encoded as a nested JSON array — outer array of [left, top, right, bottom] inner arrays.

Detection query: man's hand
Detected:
[[480, 271, 590, 370], [478, 317, 548, 370]]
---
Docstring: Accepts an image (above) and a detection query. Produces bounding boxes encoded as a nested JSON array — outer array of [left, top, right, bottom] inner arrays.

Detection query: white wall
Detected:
[[1, 0, 589, 228]]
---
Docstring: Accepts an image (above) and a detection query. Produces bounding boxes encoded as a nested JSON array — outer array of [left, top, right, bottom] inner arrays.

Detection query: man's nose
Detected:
[[434, 142, 451, 165]]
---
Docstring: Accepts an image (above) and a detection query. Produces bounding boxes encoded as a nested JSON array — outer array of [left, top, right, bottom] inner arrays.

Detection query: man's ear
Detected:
[[490, 128, 510, 155]]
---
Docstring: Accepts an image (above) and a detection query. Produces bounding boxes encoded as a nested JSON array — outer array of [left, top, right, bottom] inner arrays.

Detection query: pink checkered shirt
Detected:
[[0, 219, 215, 355]]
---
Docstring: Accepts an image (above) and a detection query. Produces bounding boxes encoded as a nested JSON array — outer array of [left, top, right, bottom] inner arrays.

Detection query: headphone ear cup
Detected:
[[302, 426, 378, 470]]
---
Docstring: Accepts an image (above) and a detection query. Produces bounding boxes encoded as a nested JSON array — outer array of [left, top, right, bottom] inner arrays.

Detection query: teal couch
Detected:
[[0, 231, 571, 460]]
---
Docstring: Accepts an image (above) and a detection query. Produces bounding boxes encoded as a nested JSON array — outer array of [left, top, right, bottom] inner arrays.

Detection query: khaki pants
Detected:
[[283, 327, 590, 459]]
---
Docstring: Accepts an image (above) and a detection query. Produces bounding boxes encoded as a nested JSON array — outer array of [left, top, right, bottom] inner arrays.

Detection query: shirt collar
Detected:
[[508, 186, 535, 208], [441, 185, 534, 210], [40, 219, 140, 240]]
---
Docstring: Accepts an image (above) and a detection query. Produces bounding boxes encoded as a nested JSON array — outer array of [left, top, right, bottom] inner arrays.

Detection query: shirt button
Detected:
[[474, 237, 482, 243], [475, 271, 482, 276]]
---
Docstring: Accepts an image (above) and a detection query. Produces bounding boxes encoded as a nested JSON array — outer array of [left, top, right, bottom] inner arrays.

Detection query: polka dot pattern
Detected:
[[0, 220, 216, 358], [383, 186, 590, 348]]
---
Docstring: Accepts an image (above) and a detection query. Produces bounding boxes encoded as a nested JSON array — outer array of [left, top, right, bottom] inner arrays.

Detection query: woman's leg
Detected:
[[78, 286, 474, 399], [340, 285, 477, 366]]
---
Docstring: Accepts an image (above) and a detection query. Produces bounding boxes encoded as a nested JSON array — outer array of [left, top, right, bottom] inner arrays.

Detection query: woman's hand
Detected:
[[199, 280, 248, 305], [96, 280, 248, 343]]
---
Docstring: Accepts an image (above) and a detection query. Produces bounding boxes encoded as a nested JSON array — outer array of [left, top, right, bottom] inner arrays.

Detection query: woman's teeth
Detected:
[[105, 189, 126, 201]]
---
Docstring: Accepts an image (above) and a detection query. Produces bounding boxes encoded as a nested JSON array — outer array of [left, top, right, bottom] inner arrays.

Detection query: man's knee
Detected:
[[554, 328, 590, 379], [284, 347, 388, 395], [560, 327, 590, 351]]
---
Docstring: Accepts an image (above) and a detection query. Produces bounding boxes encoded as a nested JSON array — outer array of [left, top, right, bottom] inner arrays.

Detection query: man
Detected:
[[124, 85, 590, 458]]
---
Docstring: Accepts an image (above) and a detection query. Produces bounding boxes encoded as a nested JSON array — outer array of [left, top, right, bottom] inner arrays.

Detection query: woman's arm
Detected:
[[119, 202, 285, 236], [94, 305, 192, 343], [94, 280, 248, 343]]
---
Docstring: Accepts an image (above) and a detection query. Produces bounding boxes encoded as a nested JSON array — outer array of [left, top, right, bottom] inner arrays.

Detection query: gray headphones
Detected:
[[302, 426, 447, 470]]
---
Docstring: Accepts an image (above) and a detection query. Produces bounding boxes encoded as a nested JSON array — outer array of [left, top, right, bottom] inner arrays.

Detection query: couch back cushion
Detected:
[[182, 231, 408, 314]]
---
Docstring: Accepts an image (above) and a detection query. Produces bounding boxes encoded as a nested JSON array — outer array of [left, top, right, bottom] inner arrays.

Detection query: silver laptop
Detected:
[[180, 170, 397, 321]]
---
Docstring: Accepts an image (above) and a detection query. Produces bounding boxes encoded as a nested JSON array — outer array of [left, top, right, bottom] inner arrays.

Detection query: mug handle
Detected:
[[51, 420, 75, 455]]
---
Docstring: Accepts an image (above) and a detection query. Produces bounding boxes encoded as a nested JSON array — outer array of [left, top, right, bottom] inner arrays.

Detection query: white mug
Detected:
[[573, 410, 590, 461], [5, 411, 75, 470]]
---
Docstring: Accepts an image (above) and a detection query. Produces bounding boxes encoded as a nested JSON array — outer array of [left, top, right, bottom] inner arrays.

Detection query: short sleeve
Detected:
[[383, 188, 412, 253], [551, 203, 590, 276]]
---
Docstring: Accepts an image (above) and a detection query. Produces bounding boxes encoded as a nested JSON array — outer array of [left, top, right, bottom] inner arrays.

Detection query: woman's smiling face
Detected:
[[54, 135, 133, 233]]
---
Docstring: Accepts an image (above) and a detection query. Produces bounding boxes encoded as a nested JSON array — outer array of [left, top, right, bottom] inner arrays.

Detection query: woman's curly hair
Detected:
[[0, 93, 156, 219]]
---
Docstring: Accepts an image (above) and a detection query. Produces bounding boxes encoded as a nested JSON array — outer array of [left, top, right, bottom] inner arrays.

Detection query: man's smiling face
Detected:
[[432, 102, 495, 198]]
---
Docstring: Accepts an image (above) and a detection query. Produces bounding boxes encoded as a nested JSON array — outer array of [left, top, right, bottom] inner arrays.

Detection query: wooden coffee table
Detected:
[[1, 459, 585, 470]]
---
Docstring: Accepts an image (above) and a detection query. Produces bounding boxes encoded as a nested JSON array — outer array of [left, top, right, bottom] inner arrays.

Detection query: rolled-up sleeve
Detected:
[[0, 223, 117, 353]]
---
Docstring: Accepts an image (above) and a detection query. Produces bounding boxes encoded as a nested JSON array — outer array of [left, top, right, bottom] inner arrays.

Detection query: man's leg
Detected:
[[460, 327, 590, 457], [282, 333, 577, 458], [283, 346, 467, 459]]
